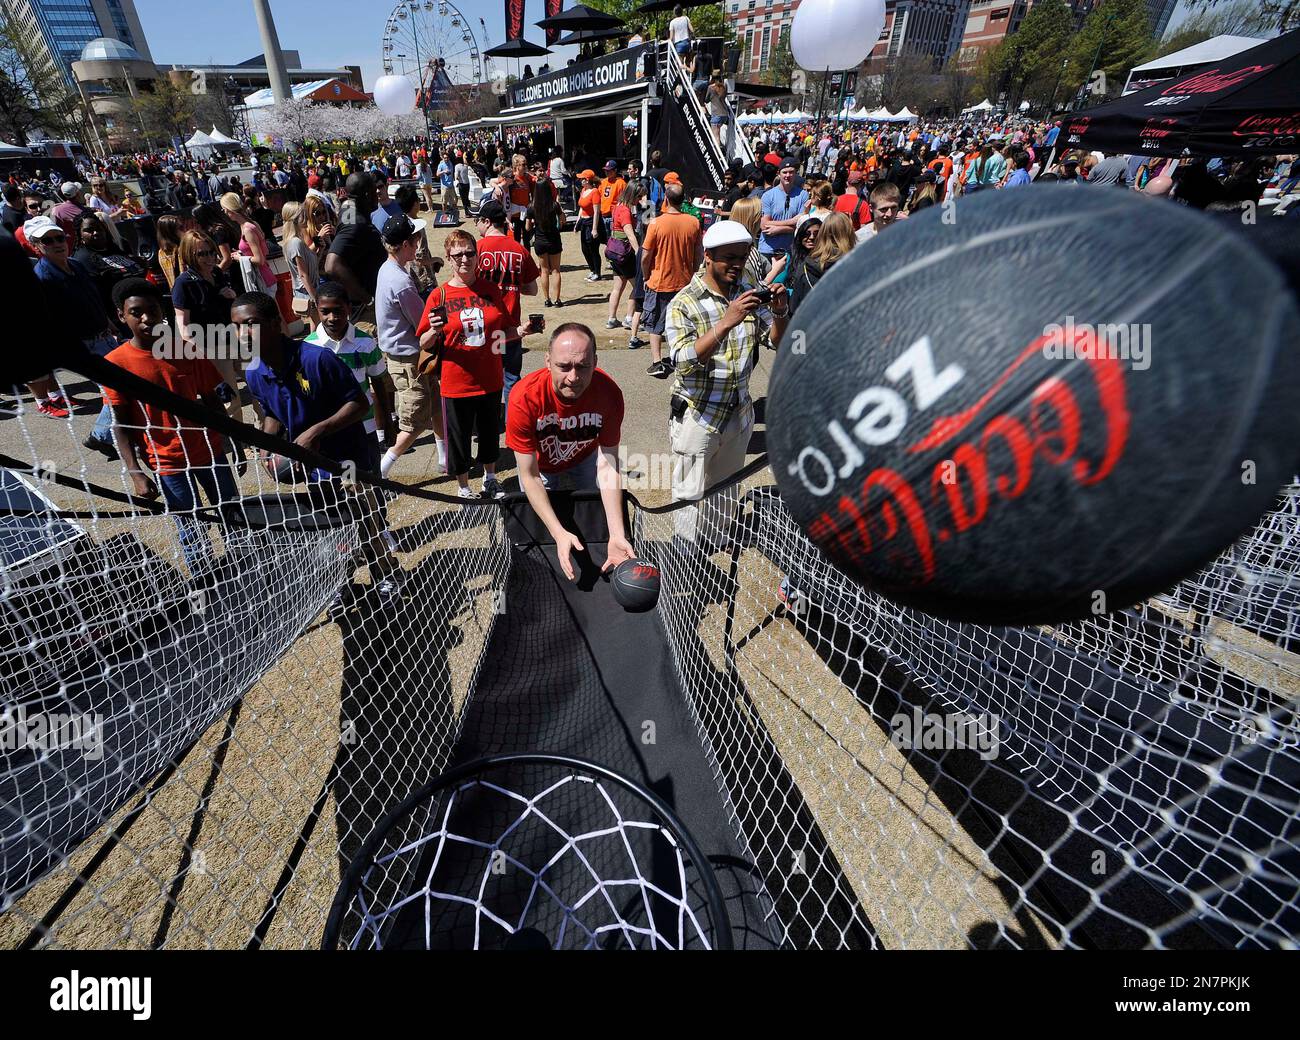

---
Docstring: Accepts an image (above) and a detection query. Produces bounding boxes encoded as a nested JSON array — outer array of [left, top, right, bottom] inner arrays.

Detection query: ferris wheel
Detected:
[[381, 0, 485, 108]]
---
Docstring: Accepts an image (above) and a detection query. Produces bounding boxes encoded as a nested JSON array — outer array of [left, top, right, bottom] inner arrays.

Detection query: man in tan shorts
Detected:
[[375, 214, 446, 476]]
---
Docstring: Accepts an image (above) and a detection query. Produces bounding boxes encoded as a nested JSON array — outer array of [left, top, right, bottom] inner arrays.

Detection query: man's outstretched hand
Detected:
[[555, 530, 585, 581], [602, 535, 636, 574]]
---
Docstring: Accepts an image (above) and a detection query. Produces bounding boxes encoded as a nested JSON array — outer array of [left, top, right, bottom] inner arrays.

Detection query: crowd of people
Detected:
[[5, 98, 1297, 604]]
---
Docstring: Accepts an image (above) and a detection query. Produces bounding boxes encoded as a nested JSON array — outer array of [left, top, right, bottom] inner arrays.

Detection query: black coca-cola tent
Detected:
[[1062, 29, 1300, 158]]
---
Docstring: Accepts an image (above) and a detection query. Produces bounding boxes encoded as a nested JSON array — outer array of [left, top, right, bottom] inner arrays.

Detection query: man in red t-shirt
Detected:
[[101, 278, 236, 575], [505, 322, 634, 581], [474, 199, 542, 420], [833, 190, 871, 230]]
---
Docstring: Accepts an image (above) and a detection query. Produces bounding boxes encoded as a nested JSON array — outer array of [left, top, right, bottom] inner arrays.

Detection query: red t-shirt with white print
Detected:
[[505, 367, 624, 473], [416, 278, 509, 397]]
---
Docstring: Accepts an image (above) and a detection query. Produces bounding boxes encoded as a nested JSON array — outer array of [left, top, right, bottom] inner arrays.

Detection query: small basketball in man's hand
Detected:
[[611, 559, 660, 613]]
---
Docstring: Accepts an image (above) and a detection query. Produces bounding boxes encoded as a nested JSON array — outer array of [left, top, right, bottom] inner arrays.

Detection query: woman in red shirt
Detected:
[[604, 182, 642, 331], [576, 170, 603, 281], [418, 230, 513, 499]]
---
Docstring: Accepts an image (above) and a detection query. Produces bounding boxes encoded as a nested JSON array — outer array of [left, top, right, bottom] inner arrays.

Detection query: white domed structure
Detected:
[[80, 37, 149, 64], [72, 37, 160, 151]]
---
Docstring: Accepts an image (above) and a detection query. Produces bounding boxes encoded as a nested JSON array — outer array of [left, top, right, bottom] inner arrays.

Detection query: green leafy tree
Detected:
[[0, 11, 83, 145], [1001, 0, 1074, 106], [765, 31, 796, 89], [1066, 0, 1156, 103], [583, 0, 732, 42]]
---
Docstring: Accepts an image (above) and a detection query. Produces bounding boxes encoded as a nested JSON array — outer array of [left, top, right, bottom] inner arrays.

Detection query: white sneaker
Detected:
[[482, 475, 505, 499], [620, 315, 634, 330], [457, 486, 480, 500]]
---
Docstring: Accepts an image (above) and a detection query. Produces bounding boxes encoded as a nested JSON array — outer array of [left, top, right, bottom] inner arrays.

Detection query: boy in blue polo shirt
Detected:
[[236, 291, 400, 600]]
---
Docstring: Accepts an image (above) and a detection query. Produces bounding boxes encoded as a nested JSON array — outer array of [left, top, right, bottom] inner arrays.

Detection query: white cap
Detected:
[[23, 215, 62, 241], [702, 220, 752, 251]]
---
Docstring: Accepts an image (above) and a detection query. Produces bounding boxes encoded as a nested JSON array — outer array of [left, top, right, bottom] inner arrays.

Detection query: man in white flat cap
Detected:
[[665, 218, 789, 544]]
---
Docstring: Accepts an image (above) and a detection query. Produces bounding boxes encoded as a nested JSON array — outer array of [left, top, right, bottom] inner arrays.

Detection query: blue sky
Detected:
[[133, 0, 572, 90]]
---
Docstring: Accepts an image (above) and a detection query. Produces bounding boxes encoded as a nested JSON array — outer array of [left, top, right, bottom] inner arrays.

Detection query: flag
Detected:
[[544, 0, 562, 45], [506, 0, 524, 40]]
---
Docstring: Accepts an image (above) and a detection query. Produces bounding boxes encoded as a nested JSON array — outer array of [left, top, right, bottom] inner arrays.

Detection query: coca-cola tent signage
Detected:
[[508, 45, 651, 109], [1064, 29, 1300, 158]]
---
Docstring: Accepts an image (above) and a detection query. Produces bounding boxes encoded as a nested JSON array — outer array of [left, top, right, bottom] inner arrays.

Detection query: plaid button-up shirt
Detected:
[[665, 271, 770, 435]]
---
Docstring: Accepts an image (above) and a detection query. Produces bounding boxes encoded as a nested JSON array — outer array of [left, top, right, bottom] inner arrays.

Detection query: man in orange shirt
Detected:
[[638, 181, 702, 378], [598, 159, 626, 239], [927, 145, 954, 201]]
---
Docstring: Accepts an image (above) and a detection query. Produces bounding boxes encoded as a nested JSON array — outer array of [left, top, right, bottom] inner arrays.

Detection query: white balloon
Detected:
[[373, 74, 417, 116], [790, 0, 886, 72]]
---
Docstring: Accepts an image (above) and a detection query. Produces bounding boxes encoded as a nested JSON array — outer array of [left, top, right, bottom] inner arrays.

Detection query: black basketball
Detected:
[[611, 559, 661, 613], [766, 188, 1300, 625]]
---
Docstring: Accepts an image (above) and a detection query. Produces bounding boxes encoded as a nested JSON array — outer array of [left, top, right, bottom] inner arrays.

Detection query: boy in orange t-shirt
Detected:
[[102, 278, 237, 575]]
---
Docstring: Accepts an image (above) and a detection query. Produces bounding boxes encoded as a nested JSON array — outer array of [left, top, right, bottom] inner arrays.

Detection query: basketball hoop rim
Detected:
[[322, 752, 735, 950]]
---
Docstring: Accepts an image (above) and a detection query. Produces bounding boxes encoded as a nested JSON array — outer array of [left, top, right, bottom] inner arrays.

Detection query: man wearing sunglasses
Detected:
[[27, 215, 115, 425]]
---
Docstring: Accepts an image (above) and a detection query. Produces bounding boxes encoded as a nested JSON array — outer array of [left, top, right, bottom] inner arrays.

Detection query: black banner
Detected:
[[545, 0, 562, 45], [506, 0, 524, 41], [650, 80, 726, 192], [508, 44, 652, 108]]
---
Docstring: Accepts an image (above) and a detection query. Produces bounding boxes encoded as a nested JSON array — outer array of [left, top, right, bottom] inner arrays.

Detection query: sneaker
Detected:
[[605, 318, 621, 329], [620, 315, 634, 330], [554, 299, 564, 307], [47, 393, 75, 411], [84, 434, 118, 460], [544, 298, 553, 307], [457, 486, 480, 500], [375, 575, 402, 600], [628, 337, 647, 349], [651, 359, 674, 379], [584, 273, 598, 282], [482, 475, 505, 500], [37, 400, 69, 419]]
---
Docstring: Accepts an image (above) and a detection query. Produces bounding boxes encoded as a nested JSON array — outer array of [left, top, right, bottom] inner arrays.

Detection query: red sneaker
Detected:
[[37, 399, 70, 419]]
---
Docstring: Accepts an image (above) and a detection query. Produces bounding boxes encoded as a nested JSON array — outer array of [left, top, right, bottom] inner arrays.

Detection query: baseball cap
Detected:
[[702, 220, 752, 251], [779, 156, 797, 171], [476, 199, 508, 226], [381, 214, 418, 247], [663, 171, 681, 185], [59, 182, 79, 199], [604, 159, 618, 170], [578, 169, 597, 180], [763, 151, 781, 168], [307, 173, 322, 189], [23, 215, 62, 241], [739, 164, 760, 181]]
